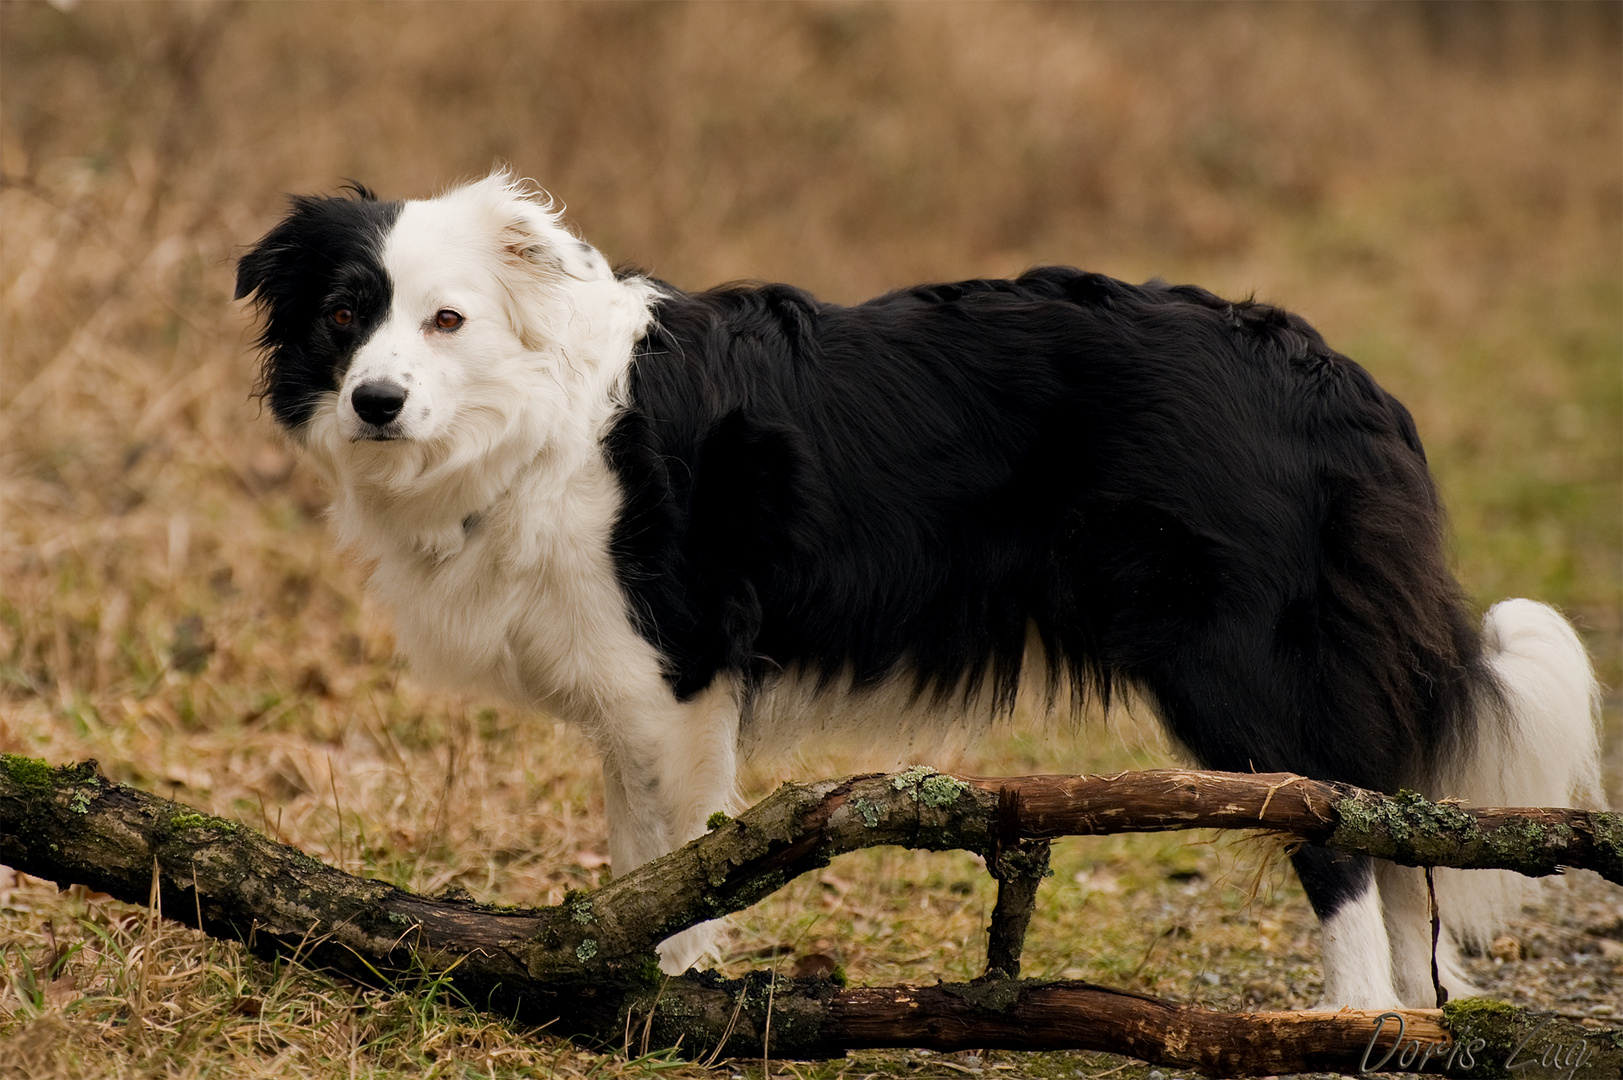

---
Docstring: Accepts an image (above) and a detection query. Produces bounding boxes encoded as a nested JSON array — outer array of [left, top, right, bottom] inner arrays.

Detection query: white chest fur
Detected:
[[362, 446, 675, 736]]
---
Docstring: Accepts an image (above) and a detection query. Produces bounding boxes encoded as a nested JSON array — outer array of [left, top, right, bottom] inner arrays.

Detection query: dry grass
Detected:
[[1, 3, 1619, 1078]]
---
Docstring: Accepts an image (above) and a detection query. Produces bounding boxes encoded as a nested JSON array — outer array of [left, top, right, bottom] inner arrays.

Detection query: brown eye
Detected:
[[435, 309, 464, 330], [332, 307, 354, 326]]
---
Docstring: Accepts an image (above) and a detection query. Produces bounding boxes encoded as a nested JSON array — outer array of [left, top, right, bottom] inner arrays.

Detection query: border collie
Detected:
[[237, 172, 1602, 1007]]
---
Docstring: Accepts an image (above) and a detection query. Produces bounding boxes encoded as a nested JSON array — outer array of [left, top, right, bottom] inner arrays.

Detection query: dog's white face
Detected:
[[332, 185, 612, 448], [238, 173, 646, 556]]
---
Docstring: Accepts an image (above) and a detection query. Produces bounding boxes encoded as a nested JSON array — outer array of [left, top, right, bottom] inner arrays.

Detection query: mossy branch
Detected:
[[2, 754, 1618, 1076], [962, 769, 1622, 884]]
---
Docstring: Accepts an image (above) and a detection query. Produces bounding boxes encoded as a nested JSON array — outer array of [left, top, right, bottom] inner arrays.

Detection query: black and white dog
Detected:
[[237, 173, 1601, 1007]]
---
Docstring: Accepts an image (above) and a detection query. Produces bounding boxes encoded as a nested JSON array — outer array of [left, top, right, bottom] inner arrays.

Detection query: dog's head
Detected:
[[238, 171, 613, 445], [237, 172, 642, 551]]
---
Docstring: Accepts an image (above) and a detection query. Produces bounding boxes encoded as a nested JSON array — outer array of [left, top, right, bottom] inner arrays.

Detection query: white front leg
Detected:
[[598, 680, 743, 974]]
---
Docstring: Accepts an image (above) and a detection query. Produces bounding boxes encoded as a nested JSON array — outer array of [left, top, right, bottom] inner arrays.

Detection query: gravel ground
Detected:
[[1462, 871, 1621, 1022]]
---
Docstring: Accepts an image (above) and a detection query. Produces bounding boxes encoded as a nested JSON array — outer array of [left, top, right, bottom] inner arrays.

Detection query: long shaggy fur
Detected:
[[237, 172, 1603, 1006]]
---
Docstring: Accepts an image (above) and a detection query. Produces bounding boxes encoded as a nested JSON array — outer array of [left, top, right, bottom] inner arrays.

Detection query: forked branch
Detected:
[[1, 755, 1618, 1076]]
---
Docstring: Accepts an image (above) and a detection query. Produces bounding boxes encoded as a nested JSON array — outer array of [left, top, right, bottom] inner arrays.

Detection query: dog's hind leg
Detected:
[[1290, 847, 1404, 1008], [1383, 599, 1603, 1006], [1375, 861, 1477, 1007], [1134, 613, 1407, 1008], [599, 678, 743, 974]]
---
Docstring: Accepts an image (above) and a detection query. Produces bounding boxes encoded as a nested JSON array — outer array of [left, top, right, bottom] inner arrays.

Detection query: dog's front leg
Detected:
[[599, 680, 742, 973]]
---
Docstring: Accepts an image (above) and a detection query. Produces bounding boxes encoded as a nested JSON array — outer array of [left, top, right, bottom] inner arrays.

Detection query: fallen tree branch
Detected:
[[2, 755, 1619, 1076], [965, 770, 1623, 884]]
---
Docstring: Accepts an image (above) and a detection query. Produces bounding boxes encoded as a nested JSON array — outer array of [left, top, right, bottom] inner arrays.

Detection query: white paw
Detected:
[[1309, 996, 1399, 1012], [656, 919, 722, 975], [1310, 979, 1405, 1011]]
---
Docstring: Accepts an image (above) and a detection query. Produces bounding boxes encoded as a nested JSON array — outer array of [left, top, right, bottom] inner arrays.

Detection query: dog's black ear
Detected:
[[236, 201, 304, 303], [237, 186, 384, 301], [235, 241, 275, 301]]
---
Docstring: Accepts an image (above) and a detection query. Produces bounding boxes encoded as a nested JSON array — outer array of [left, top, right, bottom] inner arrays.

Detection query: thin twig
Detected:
[[1425, 866, 1445, 1007]]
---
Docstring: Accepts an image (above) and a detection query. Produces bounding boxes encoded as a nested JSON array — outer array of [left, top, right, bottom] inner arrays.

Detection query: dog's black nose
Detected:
[[352, 381, 407, 426]]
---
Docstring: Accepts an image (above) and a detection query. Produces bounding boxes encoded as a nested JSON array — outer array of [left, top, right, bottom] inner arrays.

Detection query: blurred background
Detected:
[[1, 3, 1619, 1077]]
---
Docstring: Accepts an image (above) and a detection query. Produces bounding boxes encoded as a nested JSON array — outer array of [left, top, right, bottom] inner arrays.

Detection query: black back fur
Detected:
[[605, 267, 1486, 796]]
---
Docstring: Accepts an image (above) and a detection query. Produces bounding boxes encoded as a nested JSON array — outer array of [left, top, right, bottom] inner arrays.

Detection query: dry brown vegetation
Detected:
[[1, 3, 1619, 1078]]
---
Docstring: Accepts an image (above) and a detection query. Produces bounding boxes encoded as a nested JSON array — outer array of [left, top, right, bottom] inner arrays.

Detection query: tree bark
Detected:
[[979, 770, 1622, 884], [2, 754, 1619, 1077]]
